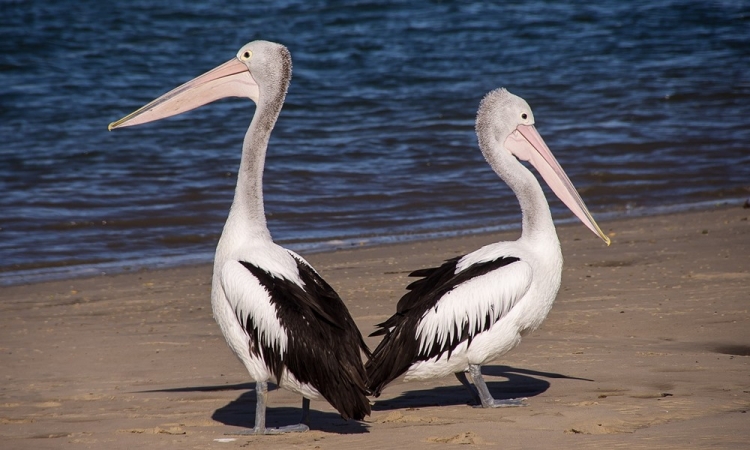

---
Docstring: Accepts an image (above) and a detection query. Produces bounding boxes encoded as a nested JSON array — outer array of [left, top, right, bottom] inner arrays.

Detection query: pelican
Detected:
[[366, 88, 610, 408], [109, 41, 370, 434]]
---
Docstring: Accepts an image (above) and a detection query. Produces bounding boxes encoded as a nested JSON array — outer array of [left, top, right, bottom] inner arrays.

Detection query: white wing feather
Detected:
[[415, 260, 533, 356], [219, 260, 288, 355]]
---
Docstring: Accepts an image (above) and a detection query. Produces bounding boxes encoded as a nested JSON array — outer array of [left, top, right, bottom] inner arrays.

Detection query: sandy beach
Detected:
[[1, 205, 748, 449]]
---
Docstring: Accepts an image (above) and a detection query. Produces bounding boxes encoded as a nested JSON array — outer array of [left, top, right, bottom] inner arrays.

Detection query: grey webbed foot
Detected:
[[468, 364, 527, 408]]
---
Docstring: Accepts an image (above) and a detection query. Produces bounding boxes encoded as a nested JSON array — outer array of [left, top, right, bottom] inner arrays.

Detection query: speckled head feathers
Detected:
[[236, 40, 292, 104]]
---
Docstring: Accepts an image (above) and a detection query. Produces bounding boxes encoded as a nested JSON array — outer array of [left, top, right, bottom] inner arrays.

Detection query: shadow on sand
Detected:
[[138, 365, 591, 431], [141, 382, 369, 434], [372, 364, 593, 411]]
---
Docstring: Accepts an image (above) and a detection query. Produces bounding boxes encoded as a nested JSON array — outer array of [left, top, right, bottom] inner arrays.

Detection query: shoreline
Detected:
[[2, 197, 745, 288], [1, 205, 749, 449]]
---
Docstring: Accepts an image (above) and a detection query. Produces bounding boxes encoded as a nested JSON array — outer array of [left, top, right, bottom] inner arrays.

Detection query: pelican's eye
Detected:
[[241, 50, 252, 60], [521, 113, 528, 120]]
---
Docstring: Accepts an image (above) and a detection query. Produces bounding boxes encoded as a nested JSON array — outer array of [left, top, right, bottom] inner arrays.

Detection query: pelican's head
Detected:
[[477, 88, 610, 245], [108, 40, 291, 131]]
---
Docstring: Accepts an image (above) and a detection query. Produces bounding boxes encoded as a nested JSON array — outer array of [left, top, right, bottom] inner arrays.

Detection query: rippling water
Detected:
[[2, 1, 749, 285]]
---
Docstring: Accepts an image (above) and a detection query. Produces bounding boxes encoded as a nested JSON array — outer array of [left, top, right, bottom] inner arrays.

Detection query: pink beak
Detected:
[[505, 124, 610, 245], [109, 58, 257, 130]]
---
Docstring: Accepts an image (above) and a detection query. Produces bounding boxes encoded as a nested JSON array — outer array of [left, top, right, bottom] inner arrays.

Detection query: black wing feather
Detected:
[[366, 255, 520, 396], [238, 256, 371, 420]]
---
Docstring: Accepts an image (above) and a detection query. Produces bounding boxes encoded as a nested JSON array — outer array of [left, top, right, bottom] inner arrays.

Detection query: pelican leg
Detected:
[[253, 380, 268, 433], [469, 364, 526, 408], [227, 381, 310, 435], [300, 397, 311, 426], [261, 396, 309, 434], [455, 371, 481, 405]]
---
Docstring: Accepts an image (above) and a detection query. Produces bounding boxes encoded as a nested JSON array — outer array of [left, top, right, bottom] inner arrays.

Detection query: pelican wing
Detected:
[[366, 254, 531, 395], [219, 260, 289, 377], [414, 260, 532, 360], [220, 256, 371, 420]]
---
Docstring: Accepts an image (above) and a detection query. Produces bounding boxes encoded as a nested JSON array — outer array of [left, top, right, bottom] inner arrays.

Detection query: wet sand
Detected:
[[1, 205, 749, 449]]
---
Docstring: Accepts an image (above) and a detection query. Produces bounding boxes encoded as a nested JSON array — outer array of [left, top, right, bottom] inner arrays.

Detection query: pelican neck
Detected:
[[227, 91, 286, 240]]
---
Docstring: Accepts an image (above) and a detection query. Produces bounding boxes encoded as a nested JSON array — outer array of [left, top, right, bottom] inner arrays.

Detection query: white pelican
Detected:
[[366, 88, 610, 407], [109, 41, 370, 434]]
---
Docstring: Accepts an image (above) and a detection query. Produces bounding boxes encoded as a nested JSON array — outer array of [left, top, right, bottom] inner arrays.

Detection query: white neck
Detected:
[[479, 136, 560, 250], [224, 89, 286, 243]]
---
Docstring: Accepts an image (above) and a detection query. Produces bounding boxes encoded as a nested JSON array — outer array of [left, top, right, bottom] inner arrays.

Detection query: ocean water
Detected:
[[2, 1, 749, 285]]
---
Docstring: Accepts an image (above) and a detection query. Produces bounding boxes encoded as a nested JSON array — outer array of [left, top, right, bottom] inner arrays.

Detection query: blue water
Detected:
[[2, 1, 749, 285]]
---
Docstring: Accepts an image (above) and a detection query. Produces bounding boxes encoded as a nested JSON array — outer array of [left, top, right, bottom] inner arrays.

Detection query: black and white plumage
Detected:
[[110, 40, 370, 434], [366, 89, 610, 407]]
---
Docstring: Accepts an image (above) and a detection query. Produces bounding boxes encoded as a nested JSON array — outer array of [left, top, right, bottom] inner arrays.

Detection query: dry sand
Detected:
[[1, 205, 749, 449]]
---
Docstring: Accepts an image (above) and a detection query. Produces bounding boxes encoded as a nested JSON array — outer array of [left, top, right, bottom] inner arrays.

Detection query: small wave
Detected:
[[2, 198, 743, 287]]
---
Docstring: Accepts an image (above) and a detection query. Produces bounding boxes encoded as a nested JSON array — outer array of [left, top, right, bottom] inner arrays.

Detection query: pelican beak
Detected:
[[505, 124, 610, 245], [109, 58, 258, 131]]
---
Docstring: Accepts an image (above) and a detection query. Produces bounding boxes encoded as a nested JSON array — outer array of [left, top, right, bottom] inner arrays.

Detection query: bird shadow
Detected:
[[372, 364, 593, 411], [139, 382, 368, 434], [137, 382, 256, 393], [213, 388, 369, 434]]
